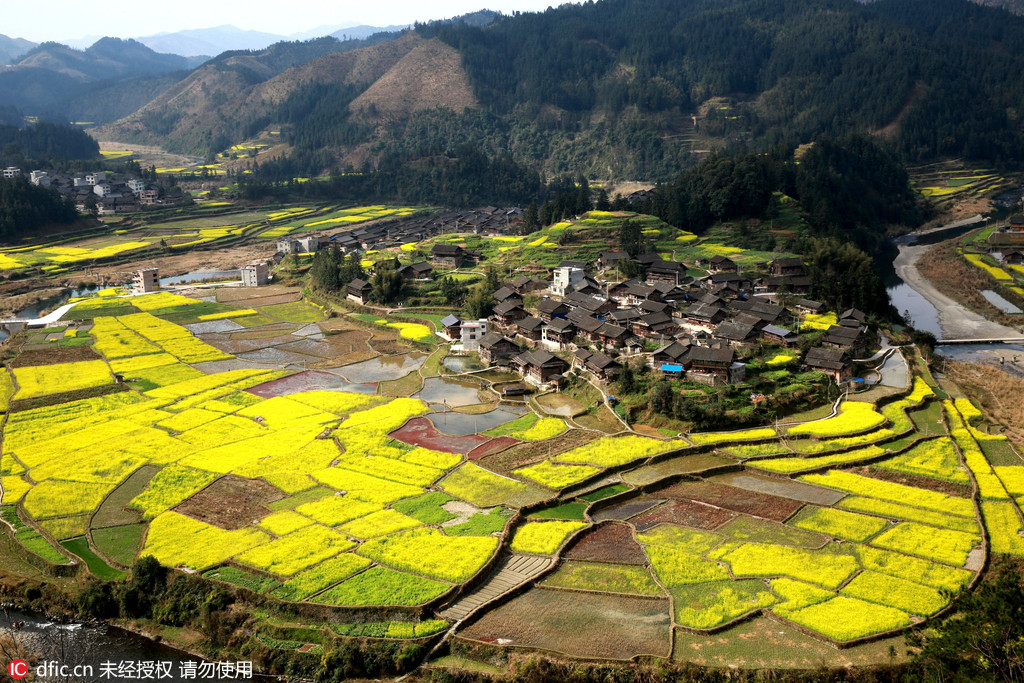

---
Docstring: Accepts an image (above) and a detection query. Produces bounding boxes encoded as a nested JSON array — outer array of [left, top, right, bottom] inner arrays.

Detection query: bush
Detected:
[[78, 580, 118, 619]]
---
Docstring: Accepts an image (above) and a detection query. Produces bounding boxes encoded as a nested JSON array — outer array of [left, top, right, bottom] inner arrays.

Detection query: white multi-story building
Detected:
[[460, 319, 489, 351], [127, 179, 147, 195], [550, 266, 585, 297], [29, 171, 49, 186], [85, 172, 107, 185], [2, 167, 21, 179]]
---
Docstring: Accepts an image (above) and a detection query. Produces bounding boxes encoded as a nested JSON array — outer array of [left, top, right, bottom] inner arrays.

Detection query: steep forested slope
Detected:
[[107, 0, 1024, 177]]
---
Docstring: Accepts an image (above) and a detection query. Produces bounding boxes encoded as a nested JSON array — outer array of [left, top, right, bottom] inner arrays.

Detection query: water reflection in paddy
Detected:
[[334, 353, 426, 382], [443, 356, 484, 373], [416, 377, 485, 407], [426, 405, 528, 435]]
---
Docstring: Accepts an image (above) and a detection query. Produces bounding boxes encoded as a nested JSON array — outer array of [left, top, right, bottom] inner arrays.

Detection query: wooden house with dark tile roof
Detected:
[[513, 349, 569, 385], [803, 347, 851, 382], [478, 332, 518, 365]]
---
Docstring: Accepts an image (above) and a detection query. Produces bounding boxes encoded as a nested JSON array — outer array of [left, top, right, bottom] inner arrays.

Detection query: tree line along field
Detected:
[[1, 289, 1024, 663]]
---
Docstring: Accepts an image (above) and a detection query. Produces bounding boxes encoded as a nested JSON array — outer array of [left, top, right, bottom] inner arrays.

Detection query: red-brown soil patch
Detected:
[[390, 416, 490, 454], [629, 499, 736, 532], [319, 319, 361, 333], [175, 476, 284, 530], [467, 436, 519, 461], [563, 522, 649, 565], [655, 480, 802, 522]]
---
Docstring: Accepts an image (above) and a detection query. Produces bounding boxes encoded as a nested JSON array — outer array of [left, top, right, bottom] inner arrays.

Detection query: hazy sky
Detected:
[[5, 0, 565, 43]]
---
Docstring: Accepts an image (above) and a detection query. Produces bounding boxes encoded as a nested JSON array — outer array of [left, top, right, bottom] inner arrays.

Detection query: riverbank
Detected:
[[894, 240, 1021, 340]]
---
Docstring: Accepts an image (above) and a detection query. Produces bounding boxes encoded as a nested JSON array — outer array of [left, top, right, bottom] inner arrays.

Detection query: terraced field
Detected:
[[1, 290, 1022, 662]]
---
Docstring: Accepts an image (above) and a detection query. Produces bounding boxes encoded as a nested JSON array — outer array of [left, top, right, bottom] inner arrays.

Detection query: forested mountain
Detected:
[[101, 0, 1024, 178]]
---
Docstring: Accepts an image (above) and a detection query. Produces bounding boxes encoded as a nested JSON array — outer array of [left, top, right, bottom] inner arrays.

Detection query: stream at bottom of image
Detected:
[[0, 609, 277, 682]]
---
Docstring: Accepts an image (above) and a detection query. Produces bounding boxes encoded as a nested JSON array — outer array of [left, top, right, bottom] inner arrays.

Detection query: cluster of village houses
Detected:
[[6, 168, 169, 215], [336, 234, 870, 392]]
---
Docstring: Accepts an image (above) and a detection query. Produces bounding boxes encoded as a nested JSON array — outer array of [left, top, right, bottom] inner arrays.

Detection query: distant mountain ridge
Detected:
[[0, 34, 37, 64], [137, 25, 286, 58], [15, 38, 202, 81], [133, 15, 498, 56], [0, 38, 204, 122]]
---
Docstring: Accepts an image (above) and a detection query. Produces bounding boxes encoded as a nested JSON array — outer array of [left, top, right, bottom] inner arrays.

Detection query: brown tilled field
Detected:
[[459, 587, 671, 660], [175, 476, 284, 530], [8, 345, 103, 367], [480, 429, 599, 474], [629, 499, 737, 532], [563, 522, 649, 565], [215, 285, 300, 303], [655, 480, 804, 522]]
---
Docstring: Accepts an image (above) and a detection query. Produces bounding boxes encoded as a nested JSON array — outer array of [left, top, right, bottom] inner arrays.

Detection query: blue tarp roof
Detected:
[[660, 364, 684, 372]]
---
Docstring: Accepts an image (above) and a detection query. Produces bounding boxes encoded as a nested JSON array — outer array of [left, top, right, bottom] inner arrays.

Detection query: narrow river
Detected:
[[884, 217, 1024, 367], [0, 608, 275, 683]]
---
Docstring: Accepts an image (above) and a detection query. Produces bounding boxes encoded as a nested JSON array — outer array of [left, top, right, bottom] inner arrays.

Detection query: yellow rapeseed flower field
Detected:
[[12, 360, 114, 399]]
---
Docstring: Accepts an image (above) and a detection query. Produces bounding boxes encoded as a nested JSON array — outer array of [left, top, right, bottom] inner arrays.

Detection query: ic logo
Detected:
[[8, 659, 28, 679]]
